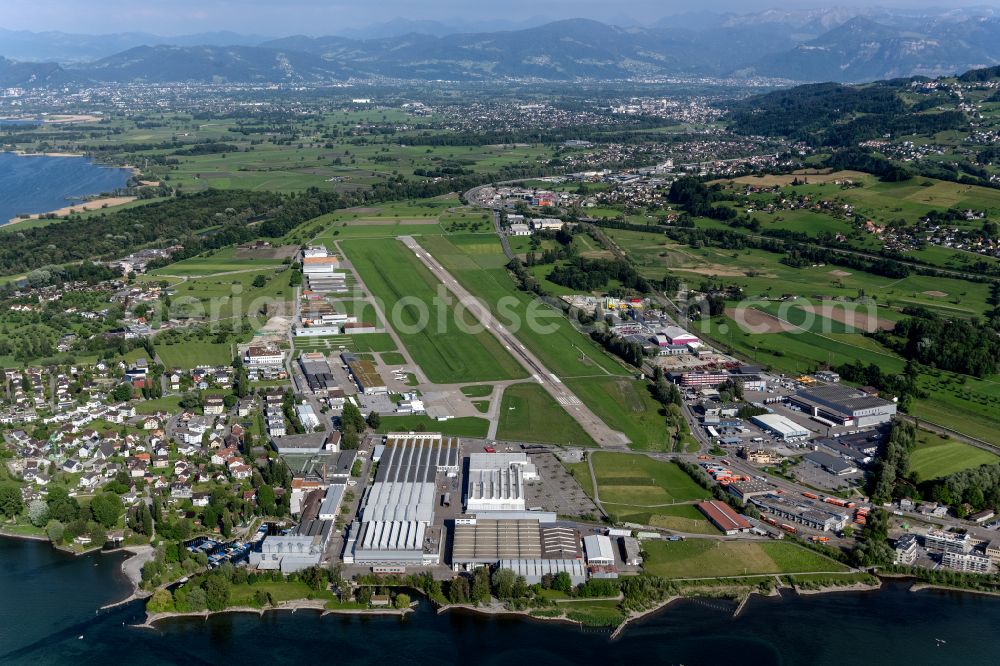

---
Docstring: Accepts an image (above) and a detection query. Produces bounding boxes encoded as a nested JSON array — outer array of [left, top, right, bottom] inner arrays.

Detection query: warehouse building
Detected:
[[583, 534, 615, 566], [343, 353, 387, 395], [751, 413, 811, 442], [541, 526, 581, 559], [789, 385, 897, 428], [299, 353, 338, 394], [349, 520, 442, 566], [465, 452, 539, 513], [697, 500, 751, 535], [751, 495, 849, 532], [727, 478, 773, 505], [318, 483, 346, 520], [803, 450, 857, 476], [499, 558, 586, 585], [451, 518, 543, 571], [360, 433, 460, 524]]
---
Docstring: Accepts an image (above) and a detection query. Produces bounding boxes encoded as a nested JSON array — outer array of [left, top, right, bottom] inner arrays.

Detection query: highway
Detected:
[[398, 234, 632, 450]]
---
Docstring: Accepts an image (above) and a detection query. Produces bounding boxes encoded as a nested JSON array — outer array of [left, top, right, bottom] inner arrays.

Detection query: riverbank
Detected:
[[7, 196, 138, 225], [139, 599, 413, 628]]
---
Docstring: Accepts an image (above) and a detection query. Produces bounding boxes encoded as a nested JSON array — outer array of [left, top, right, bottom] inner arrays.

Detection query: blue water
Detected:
[[0, 152, 131, 223], [1, 536, 997, 665]]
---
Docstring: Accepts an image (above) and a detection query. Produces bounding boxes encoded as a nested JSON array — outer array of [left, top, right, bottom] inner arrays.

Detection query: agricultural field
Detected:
[[642, 539, 850, 578], [909, 430, 1000, 482], [590, 452, 709, 505], [495, 383, 597, 447], [608, 229, 994, 319], [341, 237, 527, 384]]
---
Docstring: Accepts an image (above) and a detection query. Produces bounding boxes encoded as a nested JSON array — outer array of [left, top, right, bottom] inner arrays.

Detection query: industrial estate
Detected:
[[3, 12, 1000, 635]]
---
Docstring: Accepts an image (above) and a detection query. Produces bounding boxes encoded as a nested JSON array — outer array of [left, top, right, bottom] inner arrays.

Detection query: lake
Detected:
[[0, 536, 996, 665], [0, 152, 131, 224]]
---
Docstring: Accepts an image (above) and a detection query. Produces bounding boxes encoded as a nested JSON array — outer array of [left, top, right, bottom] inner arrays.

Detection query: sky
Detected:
[[3, 0, 1000, 35]]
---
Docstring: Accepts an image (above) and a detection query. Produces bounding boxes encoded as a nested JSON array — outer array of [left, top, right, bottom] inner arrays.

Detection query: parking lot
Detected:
[[525, 451, 602, 520]]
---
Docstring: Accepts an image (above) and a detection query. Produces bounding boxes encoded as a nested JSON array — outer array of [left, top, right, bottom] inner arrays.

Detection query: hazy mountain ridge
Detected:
[[4, 10, 1000, 85]]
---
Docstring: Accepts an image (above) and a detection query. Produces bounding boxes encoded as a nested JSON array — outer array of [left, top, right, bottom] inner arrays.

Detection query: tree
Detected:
[[46, 520, 65, 543], [448, 576, 470, 603], [394, 593, 411, 609], [141, 505, 153, 536], [27, 499, 49, 527], [258, 485, 276, 515], [46, 485, 80, 523], [147, 588, 175, 613], [0, 484, 24, 518], [111, 383, 134, 402], [552, 571, 573, 594], [492, 568, 517, 600], [471, 566, 491, 603], [366, 411, 381, 430], [90, 492, 124, 529], [204, 575, 231, 611]]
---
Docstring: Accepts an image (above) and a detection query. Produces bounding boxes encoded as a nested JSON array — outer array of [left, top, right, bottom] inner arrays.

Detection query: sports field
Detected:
[[590, 452, 708, 505], [909, 430, 1000, 482], [496, 383, 597, 447], [341, 238, 527, 384], [642, 539, 850, 578]]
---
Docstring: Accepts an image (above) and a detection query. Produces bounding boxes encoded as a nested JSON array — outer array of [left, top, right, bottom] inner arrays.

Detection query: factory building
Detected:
[[499, 559, 586, 585], [751, 495, 849, 532], [451, 518, 543, 571], [299, 353, 338, 394], [361, 433, 460, 524], [697, 500, 751, 535], [344, 433, 459, 567], [751, 413, 811, 442], [343, 353, 387, 395], [464, 452, 539, 513], [802, 451, 857, 476], [583, 534, 616, 566], [789, 385, 897, 428], [727, 479, 773, 505], [317, 483, 346, 520]]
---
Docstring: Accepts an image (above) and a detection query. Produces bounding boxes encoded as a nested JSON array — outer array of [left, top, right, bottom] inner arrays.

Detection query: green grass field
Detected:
[[563, 376, 670, 451], [495, 382, 597, 447], [417, 234, 629, 378], [156, 341, 233, 369], [909, 430, 1000, 482], [375, 415, 489, 438], [590, 452, 709, 505], [342, 238, 527, 384], [642, 539, 850, 578], [608, 503, 721, 534], [460, 385, 493, 398]]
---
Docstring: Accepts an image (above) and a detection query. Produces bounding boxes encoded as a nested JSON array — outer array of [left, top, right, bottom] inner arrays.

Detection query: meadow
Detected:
[[909, 430, 1000, 482], [590, 452, 708, 505], [495, 383, 597, 447], [642, 539, 850, 578]]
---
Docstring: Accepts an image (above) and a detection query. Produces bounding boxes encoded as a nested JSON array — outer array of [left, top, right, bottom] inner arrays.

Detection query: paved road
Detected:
[[399, 235, 631, 450]]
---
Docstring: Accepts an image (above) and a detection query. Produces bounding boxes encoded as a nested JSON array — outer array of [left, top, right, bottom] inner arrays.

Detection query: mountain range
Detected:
[[2, 8, 1000, 86]]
